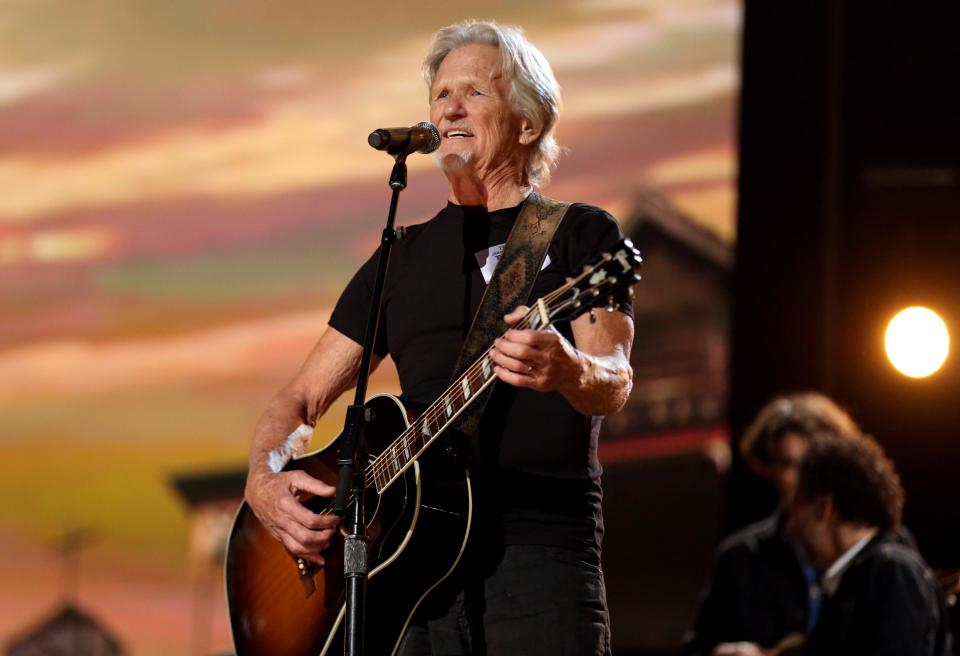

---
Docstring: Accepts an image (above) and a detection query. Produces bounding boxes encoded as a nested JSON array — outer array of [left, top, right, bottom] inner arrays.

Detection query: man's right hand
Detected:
[[244, 327, 371, 565], [245, 469, 341, 565]]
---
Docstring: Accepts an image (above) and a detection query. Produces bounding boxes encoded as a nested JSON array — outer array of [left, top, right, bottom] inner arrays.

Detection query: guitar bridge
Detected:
[[296, 557, 317, 598]]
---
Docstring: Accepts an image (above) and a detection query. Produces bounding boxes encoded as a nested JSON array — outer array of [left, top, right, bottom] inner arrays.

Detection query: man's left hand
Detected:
[[490, 305, 582, 392]]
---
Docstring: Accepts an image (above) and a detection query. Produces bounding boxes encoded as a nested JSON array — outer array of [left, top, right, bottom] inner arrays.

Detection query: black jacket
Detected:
[[806, 531, 952, 656], [683, 513, 810, 655]]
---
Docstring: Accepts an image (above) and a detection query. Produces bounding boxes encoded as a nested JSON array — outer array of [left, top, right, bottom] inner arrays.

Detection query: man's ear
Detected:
[[518, 117, 542, 146]]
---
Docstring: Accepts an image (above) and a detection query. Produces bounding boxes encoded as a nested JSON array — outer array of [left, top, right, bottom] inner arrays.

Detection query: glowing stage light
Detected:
[[884, 306, 950, 378]]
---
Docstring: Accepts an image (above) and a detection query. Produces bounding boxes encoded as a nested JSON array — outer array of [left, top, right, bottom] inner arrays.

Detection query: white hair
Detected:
[[422, 20, 562, 187]]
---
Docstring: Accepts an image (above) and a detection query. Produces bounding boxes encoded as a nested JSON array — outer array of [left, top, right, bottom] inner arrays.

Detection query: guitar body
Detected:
[[225, 394, 473, 656]]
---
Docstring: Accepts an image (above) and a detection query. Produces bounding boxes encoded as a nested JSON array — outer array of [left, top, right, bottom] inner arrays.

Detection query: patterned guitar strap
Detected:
[[448, 192, 571, 437]]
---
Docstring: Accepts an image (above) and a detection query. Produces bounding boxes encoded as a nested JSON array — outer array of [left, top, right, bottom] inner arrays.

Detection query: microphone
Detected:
[[368, 121, 441, 155]]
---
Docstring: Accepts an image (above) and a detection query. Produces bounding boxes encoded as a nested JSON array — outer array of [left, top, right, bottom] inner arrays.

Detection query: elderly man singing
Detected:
[[244, 20, 634, 655]]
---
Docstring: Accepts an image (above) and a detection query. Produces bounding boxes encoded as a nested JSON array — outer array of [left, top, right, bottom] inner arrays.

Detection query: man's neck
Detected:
[[821, 524, 878, 595], [445, 166, 531, 211], [834, 523, 877, 556]]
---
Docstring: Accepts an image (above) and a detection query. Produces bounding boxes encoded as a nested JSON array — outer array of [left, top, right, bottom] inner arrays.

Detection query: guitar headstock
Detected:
[[536, 238, 642, 327]]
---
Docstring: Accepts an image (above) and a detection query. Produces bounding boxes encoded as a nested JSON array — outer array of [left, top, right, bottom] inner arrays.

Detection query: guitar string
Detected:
[[309, 257, 621, 518], [331, 259, 626, 516], [326, 277, 630, 520], [315, 311, 541, 518], [360, 258, 621, 497], [365, 260, 625, 497], [362, 268, 597, 490], [308, 296, 560, 519]]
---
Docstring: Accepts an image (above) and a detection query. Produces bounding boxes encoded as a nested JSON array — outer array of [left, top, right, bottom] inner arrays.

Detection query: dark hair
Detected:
[[797, 434, 904, 531], [740, 392, 860, 467]]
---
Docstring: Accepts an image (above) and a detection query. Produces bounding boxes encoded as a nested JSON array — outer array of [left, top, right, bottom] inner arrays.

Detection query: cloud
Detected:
[[564, 64, 736, 120], [0, 58, 435, 223], [254, 64, 316, 91], [0, 55, 91, 105], [575, 0, 739, 30], [643, 146, 735, 187], [0, 226, 118, 266], [668, 183, 736, 242], [0, 60, 735, 223], [0, 3, 739, 231], [0, 103, 385, 222], [547, 1, 739, 70], [0, 309, 333, 407]]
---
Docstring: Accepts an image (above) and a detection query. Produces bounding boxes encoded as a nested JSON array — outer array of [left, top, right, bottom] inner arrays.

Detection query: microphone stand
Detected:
[[333, 151, 409, 656]]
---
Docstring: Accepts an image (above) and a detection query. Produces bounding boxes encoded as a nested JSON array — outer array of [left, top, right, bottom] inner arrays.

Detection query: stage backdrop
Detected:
[[0, 1, 739, 653]]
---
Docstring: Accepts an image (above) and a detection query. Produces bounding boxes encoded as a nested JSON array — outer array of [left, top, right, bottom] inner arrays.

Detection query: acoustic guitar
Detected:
[[224, 238, 642, 656]]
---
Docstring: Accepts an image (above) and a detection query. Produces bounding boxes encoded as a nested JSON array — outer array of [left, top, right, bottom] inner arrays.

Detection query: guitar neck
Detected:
[[366, 239, 642, 494], [369, 302, 561, 492], [367, 346, 495, 493]]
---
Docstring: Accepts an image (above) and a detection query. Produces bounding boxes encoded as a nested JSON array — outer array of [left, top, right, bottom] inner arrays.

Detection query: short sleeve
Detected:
[[328, 247, 390, 357], [558, 205, 635, 319]]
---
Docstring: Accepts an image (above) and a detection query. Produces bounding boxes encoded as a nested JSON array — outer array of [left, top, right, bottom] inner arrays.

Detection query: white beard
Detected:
[[432, 148, 473, 172]]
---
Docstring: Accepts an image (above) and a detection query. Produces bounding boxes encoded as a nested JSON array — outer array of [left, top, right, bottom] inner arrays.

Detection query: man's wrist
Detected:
[[266, 423, 313, 472], [557, 347, 590, 403]]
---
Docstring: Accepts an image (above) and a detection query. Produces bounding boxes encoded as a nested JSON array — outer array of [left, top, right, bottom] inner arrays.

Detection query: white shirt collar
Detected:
[[821, 529, 878, 597]]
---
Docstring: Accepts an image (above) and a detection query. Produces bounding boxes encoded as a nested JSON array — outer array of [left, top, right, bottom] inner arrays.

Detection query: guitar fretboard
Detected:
[[362, 240, 639, 496], [366, 300, 561, 493], [368, 350, 498, 492]]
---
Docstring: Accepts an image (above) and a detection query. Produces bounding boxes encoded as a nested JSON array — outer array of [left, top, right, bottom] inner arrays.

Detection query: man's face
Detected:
[[787, 493, 834, 570], [770, 431, 809, 505], [429, 43, 525, 177]]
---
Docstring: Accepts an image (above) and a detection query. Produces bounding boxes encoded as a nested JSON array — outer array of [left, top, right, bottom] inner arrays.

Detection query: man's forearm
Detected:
[[561, 307, 635, 417], [246, 326, 369, 488], [491, 306, 634, 415], [242, 376, 346, 561], [247, 389, 312, 486], [560, 350, 633, 416]]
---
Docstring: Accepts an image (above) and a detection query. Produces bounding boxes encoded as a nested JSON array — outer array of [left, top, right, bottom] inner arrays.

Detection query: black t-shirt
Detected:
[[329, 200, 632, 554]]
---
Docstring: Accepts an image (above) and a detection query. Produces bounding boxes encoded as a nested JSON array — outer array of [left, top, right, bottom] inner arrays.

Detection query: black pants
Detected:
[[397, 544, 611, 656]]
